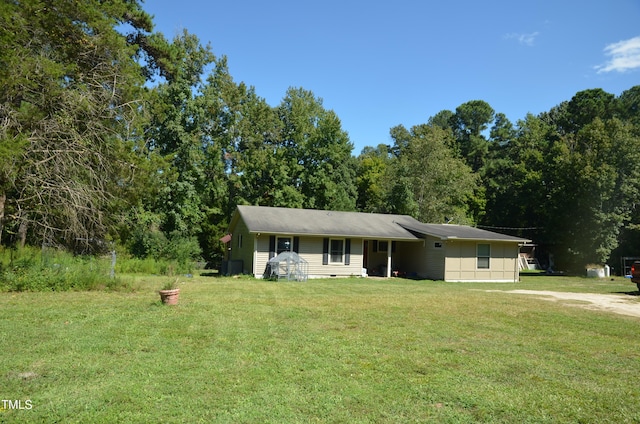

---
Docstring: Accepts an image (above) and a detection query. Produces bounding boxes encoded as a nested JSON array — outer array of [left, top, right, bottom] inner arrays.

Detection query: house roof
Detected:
[[232, 205, 530, 243], [398, 221, 529, 242], [235, 205, 422, 240]]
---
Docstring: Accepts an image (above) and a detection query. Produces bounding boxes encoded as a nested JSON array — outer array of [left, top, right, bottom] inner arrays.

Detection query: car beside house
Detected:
[[222, 205, 530, 282]]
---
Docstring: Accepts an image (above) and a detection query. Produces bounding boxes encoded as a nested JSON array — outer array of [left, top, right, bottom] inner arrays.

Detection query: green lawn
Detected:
[[1, 275, 639, 423]]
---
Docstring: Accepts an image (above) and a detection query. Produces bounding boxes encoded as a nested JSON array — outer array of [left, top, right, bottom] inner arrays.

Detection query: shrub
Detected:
[[0, 247, 132, 292], [126, 229, 202, 274], [115, 256, 196, 276]]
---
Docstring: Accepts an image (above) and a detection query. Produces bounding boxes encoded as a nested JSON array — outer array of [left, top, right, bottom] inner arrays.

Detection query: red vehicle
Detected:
[[631, 261, 640, 291]]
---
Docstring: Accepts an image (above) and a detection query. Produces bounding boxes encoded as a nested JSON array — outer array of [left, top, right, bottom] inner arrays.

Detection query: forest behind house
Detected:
[[2, 1, 640, 277]]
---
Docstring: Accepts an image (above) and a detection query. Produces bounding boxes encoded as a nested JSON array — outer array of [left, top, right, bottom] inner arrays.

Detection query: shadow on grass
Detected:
[[613, 290, 640, 297], [521, 271, 569, 277]]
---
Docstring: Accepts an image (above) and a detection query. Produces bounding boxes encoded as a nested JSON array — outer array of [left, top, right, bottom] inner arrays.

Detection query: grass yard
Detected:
[[1, 274, 640, 423]]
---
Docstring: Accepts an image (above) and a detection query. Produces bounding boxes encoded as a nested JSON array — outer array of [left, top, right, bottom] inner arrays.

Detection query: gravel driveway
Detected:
[[493, 290, 640, 318]]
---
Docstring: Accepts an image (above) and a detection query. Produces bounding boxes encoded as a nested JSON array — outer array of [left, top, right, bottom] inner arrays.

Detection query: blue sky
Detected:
[[143, 0, 640, 154]]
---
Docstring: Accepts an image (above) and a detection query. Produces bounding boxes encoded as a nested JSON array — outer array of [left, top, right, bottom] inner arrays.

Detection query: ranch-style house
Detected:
[[223, 205, 530, 282]]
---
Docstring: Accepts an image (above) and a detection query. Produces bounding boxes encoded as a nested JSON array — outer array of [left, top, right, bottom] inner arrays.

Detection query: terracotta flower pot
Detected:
[[159, 288, 180, 305]]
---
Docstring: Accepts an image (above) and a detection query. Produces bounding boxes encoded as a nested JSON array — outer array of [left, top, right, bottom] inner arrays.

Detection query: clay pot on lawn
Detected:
[[159, 288, 180, 305]]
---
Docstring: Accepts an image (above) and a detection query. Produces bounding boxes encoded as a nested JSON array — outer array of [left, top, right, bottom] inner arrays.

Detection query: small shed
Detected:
[[266, 251, 309, 281]]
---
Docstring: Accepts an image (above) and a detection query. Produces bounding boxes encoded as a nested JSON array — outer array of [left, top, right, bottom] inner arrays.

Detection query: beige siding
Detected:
[[255, 235, 271, 277], [301, 236, 363, 278], [253, 235, 364, 278], [444, 240, 520, 282], [424, 236, 446, 280], [228, 219, 254, 275]]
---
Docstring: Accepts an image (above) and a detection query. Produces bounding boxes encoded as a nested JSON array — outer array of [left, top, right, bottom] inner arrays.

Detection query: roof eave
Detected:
[[442, 236, 532, 243], [246, 230, 421, 241]]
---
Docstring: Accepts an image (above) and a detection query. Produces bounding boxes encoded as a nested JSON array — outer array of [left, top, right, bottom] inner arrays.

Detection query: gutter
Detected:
[[249, 230, 421, 241]]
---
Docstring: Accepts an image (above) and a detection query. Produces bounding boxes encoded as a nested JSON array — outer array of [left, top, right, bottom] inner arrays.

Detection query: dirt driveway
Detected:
[[491, 290, 640, 318]]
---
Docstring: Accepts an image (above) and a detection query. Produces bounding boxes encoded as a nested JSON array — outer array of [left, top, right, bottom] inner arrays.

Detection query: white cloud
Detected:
[[595, 36, 640, 73], [505, 32, 539, 47]]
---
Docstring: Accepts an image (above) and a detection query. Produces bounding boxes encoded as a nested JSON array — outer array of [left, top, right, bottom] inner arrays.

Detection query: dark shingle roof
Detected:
[[236, 205, 422, 240], [234, 206, 530, 242], [397, 221, 529, 242]]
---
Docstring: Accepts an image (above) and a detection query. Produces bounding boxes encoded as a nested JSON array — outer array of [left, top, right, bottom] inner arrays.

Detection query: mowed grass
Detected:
[[1, 275, 640, 423]]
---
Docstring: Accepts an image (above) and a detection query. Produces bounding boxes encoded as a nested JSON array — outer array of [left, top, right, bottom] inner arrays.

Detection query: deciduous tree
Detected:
[[356, 145, 392, 213], [277, 88, 356, 211], [389, 124, 477, 223]]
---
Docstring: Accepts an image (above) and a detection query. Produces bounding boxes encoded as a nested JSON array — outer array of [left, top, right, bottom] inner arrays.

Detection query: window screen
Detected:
[[330, 239, 344, 263]]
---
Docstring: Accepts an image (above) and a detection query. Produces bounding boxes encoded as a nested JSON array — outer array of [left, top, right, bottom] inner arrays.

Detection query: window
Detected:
[[330, 239, 344, 263], [277, 237, 292, 254], [434, 242, 443, 249], [477, 244, 490, 269], [237, 234, 243, 249], [323, 238, 350, 265], [373, 240, 395, 253]]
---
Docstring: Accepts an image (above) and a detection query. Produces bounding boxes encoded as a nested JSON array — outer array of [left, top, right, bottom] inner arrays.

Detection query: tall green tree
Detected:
[[199, 57, 282, 259], [140, 30, 217, 259], [617, 86, 640, 128], [482, 114, 554, 240], [560, 88, 616, 134], [388, 124, 477, 223], [356, 145, 392, 213], [0, 0, 157, 250], [546, 118, 640, 268], [277, 87, 356, 211], [427, 110, 456, 132], [452, 100, 495, 172]]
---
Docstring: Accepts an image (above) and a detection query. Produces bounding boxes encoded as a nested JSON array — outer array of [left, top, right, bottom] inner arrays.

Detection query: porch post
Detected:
[[253, 236, 258, 278], [386, 240, 392, 278]]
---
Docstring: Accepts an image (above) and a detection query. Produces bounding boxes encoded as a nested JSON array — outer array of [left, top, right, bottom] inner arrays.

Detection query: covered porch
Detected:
[[363, 239, 425, 278]]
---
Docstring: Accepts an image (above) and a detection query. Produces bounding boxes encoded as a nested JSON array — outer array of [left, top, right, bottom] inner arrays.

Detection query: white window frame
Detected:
[[329, 238, 345, 264], [477, 243, 491, 269]]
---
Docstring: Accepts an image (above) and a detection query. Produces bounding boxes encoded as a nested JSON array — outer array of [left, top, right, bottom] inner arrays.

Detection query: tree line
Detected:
[[1, 1, 639, 272]]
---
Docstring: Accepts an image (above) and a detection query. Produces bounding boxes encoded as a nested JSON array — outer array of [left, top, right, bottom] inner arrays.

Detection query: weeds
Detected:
[[0, 247, 196, 292]]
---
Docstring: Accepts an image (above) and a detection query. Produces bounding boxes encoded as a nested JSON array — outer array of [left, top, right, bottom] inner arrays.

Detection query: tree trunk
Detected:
[[18, 219, 27, 248], [0, 192, 5, 244]]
